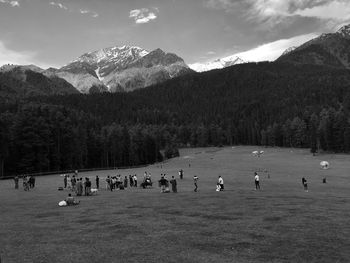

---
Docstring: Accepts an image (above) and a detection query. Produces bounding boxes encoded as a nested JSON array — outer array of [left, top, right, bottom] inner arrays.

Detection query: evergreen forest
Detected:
[[1, 62, 350, 177]]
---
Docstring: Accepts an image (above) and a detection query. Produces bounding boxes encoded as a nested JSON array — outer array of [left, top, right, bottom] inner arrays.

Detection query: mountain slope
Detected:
[[54, 46, 192, 93], [0, 65, 79, 101], [277, 25, 350, 68]]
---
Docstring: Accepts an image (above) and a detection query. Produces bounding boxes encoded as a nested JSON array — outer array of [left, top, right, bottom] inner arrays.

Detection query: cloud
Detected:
[[234, 33, 317, 62], [206, 51, 216, 55], [50, 2, 68, 10], [0, 41, 53, 69], [189, 33, 318, 71], [295, 1, 350, 20], [205, 0, 350, 29], [129, 8, 158, 24], [49, 2, 99, 18], [0, 0, 20, 7], [80, 9, 99, 18]]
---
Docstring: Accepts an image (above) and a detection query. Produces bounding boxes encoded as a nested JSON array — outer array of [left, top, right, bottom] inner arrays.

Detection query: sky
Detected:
[[0, 0, 350, 69]]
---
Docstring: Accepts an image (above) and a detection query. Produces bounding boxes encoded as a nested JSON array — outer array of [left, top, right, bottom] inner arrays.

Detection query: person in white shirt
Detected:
[[254, 172, 260, 190], [218, 176, 224, 191], [133, 174, 138, 187]]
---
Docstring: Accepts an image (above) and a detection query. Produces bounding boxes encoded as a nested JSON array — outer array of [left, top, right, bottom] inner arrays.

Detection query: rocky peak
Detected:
[[337, 24, 350, 38]]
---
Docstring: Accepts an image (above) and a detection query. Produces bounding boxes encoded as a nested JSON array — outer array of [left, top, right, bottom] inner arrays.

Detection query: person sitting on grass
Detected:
[[65, 193, 80, 206]]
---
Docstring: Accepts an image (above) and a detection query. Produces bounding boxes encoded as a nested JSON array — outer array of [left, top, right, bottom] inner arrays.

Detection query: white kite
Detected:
[[320, 161, 329, 170]]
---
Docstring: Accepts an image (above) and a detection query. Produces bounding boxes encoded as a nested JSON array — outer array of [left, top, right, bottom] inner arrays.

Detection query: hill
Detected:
[[0, 65, 79, 102], [277, 24, 350, 68]]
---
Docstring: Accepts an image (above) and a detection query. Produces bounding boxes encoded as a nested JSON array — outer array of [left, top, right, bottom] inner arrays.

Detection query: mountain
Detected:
[[277, 24, 350, 68], [0, 65, 79, 101], [190, 55, 245, 72], [53, 45, 192, 93]]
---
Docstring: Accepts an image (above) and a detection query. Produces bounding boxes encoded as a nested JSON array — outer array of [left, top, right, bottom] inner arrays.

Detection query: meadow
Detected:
[[0, 146, 349, 263]]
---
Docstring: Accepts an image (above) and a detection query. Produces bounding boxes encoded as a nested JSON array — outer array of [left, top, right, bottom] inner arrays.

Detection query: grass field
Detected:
[[0, 146, 349, 263]]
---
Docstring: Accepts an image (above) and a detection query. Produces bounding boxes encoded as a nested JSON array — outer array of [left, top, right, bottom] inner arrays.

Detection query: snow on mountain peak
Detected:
[[337, 24, 350, 37], [190, 55, 244, 72]]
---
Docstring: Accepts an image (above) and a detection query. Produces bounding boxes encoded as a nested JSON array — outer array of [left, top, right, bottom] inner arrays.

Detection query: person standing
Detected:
[[124, 176, 128, 188], [218, 176, 224, 191], [67, 175, 72, 190], [71, 175, 76, 192], [14, 175, 19, 189], [170, 176, 177, 193], [32, 175, 36, 188], [133, 174, 138, 187], [254, 172, 260, 190], [158, 176, 168, 193], [193, 175, 198, 192], [96, 176, 99, 189], [129, 175, 134, 187], [64, 175, 67, 188], [106, 176, 111, 191], [302, 177, 308, 192], [23, 175, 29, 191], [28, 175, 34, 188], [76, 178, 83, 196]]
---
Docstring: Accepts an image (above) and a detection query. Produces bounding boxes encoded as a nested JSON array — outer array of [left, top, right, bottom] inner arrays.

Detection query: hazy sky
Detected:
[[0, 0, 349, 68]]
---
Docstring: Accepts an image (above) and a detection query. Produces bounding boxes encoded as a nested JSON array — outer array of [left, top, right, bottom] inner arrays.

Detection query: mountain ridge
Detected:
[[53, 45, 192, 93], [277, 24, 350, 68]]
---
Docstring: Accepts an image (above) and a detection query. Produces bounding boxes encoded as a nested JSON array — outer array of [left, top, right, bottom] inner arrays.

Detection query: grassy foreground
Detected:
[[0, 146, 349, 263]]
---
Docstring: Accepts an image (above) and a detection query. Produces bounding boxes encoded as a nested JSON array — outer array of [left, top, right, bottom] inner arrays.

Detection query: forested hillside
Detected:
[[1, 61, 350, 176]]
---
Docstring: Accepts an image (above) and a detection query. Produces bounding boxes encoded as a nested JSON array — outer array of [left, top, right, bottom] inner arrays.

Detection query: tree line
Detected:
[[1, 61, 350, 176]]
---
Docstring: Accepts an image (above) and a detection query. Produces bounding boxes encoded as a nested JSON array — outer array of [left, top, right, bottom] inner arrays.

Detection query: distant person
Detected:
[[85, 178, 91, 196], [106, 176, 111, 191], [170, 176, 177, 193], [193, 175, 198, 192], [14, 175, 19, 189], [158, 176, 168, 193], [302, 177, 308, 192], [65, 193, 80, 206], [129, 175, 134, 187], [64, 175, 67, 188], [32, 175, 36, 188], [76, 178, 83, 196], [29, 175, 35, 188], [323, 177, 327, 184], [218, 176, 224, 191], [254, 172, 260, 190], [96, 175, 99, 189], [23, 176, 29, 191], [67, 175, 72, 190], [71, 175, 76, 191], [179, 169, 183, 180], [124, 176, 128, 188], [133, 174, 138, 187]]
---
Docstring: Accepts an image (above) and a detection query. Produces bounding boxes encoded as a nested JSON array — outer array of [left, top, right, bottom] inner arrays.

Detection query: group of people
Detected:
[[62, 173, 97, 196], [13, 175, 35, 191], [106, 174, 138, 191], [158, 174, 177, 193]]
